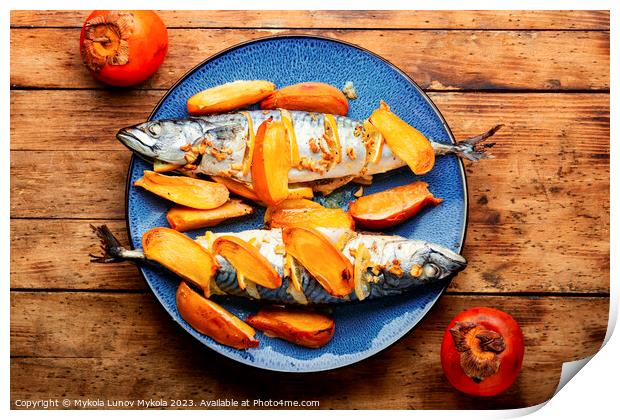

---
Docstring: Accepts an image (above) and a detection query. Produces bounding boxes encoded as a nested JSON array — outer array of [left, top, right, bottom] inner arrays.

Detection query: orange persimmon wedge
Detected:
[[264, 198, 322, 224], [287, 186, 314, 200], [260, 82, 349, 116], [280, 109, 300, 166], [211, 176, 263, 204], [187, 80, 276, 115], [268, 207, 355, 230], [135, 171, 229, 209], [264, 198, 354, 230], [212, 236, 282, 289], [349, 181, 443, 230], [166, 200, 254, 232], [153, 159, 182, 173], [282, 227, 354, 298], [368, 105, 435, 175], [176, 282, 259, 349], [211, 177, 311, 205], [246, 307, 335, 348], [251, 119, 291, 206], [143, 227, 218, 295]]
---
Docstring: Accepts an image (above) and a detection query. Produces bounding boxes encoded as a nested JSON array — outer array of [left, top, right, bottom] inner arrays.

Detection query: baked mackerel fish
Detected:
[[116, 110, 498, 184], [92, 225, 466, 305]]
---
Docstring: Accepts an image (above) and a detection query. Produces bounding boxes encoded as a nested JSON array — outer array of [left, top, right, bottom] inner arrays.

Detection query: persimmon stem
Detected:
[[450, 321, 506, 382]]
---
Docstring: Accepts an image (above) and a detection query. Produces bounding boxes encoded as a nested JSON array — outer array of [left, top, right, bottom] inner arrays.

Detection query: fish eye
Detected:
[[424, 263, 440, 278], [147, 123, 162, 137]]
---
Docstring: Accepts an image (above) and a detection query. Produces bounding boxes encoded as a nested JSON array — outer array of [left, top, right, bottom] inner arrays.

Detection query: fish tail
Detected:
[[89, 224, 146, 263], [433, 124, 503, 161]]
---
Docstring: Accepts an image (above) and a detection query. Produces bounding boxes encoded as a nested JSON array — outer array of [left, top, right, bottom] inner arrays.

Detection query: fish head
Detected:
[[381, 241, 467, 291], [412, 242, 467, 283], [116, 118, 214, 165]]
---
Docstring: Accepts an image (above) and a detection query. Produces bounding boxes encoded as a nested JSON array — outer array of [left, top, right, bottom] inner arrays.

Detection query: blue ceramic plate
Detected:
[[126, 35, 467, 372]]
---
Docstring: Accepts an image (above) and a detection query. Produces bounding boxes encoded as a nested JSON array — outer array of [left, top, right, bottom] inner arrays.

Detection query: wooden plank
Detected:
[[10, 293, 608, 409], [10, 90, 161, 151], [9, 92, 609, 293], [10, 150, 131, 219], [430, 92, 610, 294], [10, 91, 610, 152], [10, 10, 610, 30], [10, 28, 609, 90], [10, 220, 144, 290]]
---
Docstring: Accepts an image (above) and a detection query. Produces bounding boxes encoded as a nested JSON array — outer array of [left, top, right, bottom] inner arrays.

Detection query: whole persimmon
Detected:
[[441, 307, 525, 397], [79, 10, 168, 86]]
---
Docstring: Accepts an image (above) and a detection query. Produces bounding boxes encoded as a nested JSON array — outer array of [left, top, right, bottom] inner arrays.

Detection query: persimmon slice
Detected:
[[369, 105, 435, 175], [260, 82, 349, 116], [362, 120, 384, 164], [264, 198, 322, 225], [212, 176, 262, 203], [166, 200, 254, 232], [135, 170, 229, 209], [282, 227, 354, 298], [212, 236, 282, 289], [176, 282, 259, 349], [268, 207, 355, 230], [187, 80, 275, 115], [240, 111, 256, 176], [142, 227, 218, 296], [246, 306, 335, 348], [251, 119, 291, 205], [287, 186, 314, 200], [153, 159, 182, 173], [280, 109, 300, 166], [349, 181, 443, 229], [323, 114, 342, 163]]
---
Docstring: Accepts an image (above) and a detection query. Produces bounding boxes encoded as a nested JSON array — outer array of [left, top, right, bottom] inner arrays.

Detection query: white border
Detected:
[[3, 0, 616, 418]]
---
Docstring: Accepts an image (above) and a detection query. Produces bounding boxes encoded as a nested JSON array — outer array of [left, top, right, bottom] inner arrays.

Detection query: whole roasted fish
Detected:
[[92, 225, 466, 305], [117, 110, 498, 184]]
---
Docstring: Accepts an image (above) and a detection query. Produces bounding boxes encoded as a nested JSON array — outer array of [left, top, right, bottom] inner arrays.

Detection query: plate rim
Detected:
[[124, 34, 469, 372]]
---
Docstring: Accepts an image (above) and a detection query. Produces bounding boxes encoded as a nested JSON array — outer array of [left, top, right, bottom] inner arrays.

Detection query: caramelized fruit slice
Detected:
[[176, 282, 259, 349], [251, 119, 291, 206], [280, 109, 300, 166], [268, 207, 355, 230], [153, 159, 182, 173], [187, 80, 275, 115], [368, 105, 435, 175], [212, 236, 282, 289], [260, 82, 349, 116], [282, 227, 354, 298], [264, 198, 322, 224], [166, 200, 254, 232], [211, 176, 262, 204], [246, 306, 335, 348], [135, 171, 229, 209], [142, 227, 218, 295], [349, 181, 442, 229]]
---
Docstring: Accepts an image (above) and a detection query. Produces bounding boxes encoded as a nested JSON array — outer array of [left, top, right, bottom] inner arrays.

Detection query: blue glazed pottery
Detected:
[[126, 35, 467, 372]]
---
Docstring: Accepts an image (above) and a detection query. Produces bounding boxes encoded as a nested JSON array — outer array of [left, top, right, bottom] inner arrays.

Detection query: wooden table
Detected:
[[10, 10, 610, 409]]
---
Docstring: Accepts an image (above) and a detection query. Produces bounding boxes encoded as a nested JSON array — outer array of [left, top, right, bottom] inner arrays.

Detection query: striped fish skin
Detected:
[[195, 228, 467, 305], [117, 110, 433, 184]]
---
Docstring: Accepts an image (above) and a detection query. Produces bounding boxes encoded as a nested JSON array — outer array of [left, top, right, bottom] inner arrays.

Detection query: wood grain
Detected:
[[10, 92, 609, 293], [9, 10, 611, 410], [10, 91, 610, 151], [10, 220, 143, 290], [10, 292, 608, 409], [10, 28, 609, 90], [10, 10, 610, 30], [10, 150, 131, 219]]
